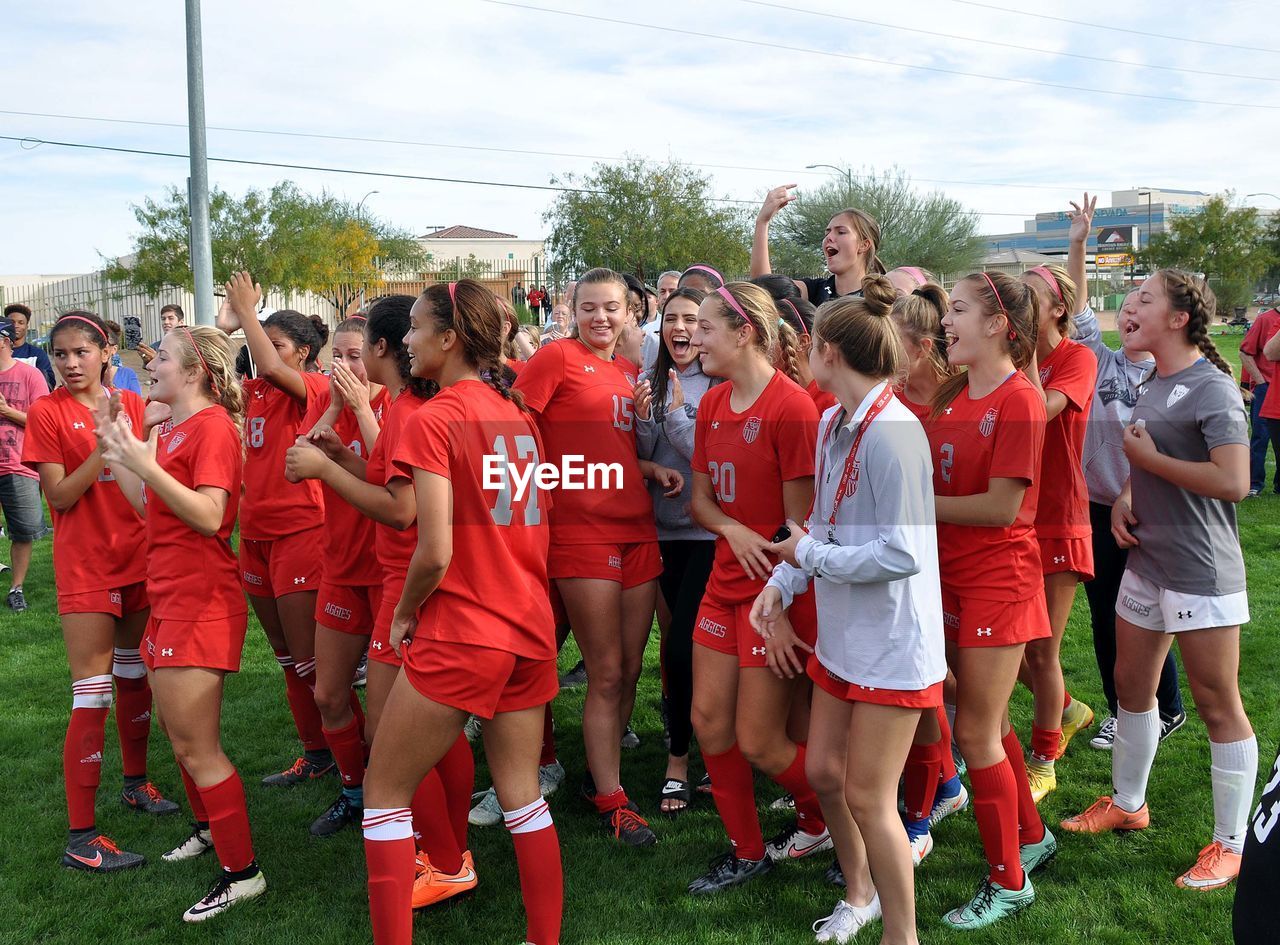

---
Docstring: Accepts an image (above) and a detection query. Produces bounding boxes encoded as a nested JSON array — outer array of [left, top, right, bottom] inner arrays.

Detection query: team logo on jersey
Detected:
[[72, 421, 86, 430], [583, 364, 596, 373], [1039, 365, 1053, 383], [1120, 593, 1152, 618], [167, 431, 188, 454], [979, 407, 998, 437], [1167, 383, 1190, 408], [751, 646, 766, 656], [161, 648, 174, 657], [975, 627, 993, 637], [624, 373, 636, 385], [292, 576, 307, 585], [743, 417, 762, 444], [711, 421, 720, 430]]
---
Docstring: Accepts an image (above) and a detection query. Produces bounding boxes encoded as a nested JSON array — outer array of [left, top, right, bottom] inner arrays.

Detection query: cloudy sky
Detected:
[[4, 0, 1279, 274]]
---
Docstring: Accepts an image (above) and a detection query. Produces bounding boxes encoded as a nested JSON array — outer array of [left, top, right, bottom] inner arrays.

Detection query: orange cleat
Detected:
[[411, 850, 477, 909], [1175, 842, 1241, 891], [1060, 796, 1149, 834]]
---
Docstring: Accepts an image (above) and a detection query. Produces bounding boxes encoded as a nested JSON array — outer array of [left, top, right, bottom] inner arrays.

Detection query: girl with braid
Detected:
[[1063, 270, 1257, 893]]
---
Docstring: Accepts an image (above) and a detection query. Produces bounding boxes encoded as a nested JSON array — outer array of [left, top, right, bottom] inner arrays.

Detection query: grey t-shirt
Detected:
[[1127, 359, 1248, 595]]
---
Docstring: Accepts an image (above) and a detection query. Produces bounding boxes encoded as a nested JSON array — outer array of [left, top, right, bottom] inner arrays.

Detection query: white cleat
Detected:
[[163, 824, 214, 862], [182, 869, 266, 922]]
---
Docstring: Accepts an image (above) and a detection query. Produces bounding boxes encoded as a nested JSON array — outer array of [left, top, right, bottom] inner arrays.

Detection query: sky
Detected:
[[3, 0, 1279, 274]]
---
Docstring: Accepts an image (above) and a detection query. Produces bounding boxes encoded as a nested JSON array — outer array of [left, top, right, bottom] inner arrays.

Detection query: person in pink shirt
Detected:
[[0, 317, 50, 608]]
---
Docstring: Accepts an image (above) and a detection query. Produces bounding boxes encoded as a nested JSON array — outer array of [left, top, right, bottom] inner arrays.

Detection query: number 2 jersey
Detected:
[[926, 371, 1047, 602], [392, 379, 554, 659], [241, 372, 329, 541], [693, 370, 819, 603]]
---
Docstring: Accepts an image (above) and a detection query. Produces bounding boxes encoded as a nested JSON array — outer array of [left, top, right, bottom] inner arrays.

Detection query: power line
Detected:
[[946, 0, 1280, 55], [737, 0, 1280, 83], [477, 0, 1280, 109]]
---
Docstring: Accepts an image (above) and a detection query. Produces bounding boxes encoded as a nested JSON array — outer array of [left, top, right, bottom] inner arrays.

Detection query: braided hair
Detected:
[[1158, 269, 1233, 379], [420, 281, 528, 412]]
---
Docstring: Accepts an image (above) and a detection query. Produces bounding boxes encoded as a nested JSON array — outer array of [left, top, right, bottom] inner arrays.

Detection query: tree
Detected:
[[543, 157, 750, 280], [1138, 192, 1274, 315], [105, 183, 425, 316], [1259, 213, 1280, 294], [424, 253, 493, 280], [766, 166, 984, 278]]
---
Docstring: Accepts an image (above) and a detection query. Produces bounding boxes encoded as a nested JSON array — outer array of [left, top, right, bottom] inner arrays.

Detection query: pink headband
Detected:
[[447, 282, 457, 306], [348, 314, 368, 322], [780, 298, 809, 339], [1027, 266, 1065, 304], [899, 266, 928, 287], [59, 314, 108, 341], [978, 272, 1017, 341], [684, 265, 723, 285], [716, 286, 751, 325], [180, 326, 220, 395]]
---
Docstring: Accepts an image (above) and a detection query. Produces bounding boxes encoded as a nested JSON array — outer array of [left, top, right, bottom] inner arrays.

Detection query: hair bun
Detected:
[[860, 274, 897, 316], [308, 314, 330, 348]]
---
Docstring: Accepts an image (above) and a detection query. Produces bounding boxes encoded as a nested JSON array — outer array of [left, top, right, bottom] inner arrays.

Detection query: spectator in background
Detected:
[[542, 304, 570, 344], [2, 304, 56, 390], [0, 318, 50, 609], [512, 281, 527, 308], [103, 321, 143, 395], [1239, 303, 1280, 497], [138, 303, 184, 365], [539, 285, 553, 322], [656, 270, 681, 311], [644, 285, 660, 322], [526, 285, 546, 320]]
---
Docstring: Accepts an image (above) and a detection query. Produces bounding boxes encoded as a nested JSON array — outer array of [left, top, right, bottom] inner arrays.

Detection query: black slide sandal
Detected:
[[660, 778, 692, 816]]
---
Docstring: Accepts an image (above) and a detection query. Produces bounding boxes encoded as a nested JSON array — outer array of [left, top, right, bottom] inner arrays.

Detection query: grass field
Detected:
[[3, 331, 1275, 944]]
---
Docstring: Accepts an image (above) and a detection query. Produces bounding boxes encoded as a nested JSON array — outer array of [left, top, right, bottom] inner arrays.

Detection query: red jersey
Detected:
[[368, 388, 431, 584], [22, 387, 146, 594], [305, 386, 390, 586], [146, 406, 245, 620], [512, 338, 656, 545], [241, 372, 328, 540], [506, 359, 527, 377], [927, 372, 1046, 601], [392, 380, 554, 659], [1243, 310, 1280, 419], [693, 371, 819, 603], [1035, 339, 1096, 539], [806, 378, 838, 414], [899, 391, 932, 422]]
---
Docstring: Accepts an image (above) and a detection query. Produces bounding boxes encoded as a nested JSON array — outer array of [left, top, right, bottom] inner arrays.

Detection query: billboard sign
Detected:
[[1097, 225, 1138, 251], [1097, 253, 1135, 268]]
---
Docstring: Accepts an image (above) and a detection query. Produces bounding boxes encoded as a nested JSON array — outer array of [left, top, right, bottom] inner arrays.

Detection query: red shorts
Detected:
[[369, 586, 403, 668], [58, 580, 148, 618], [942, 588, 1052, 648], [403, 636, 558, 719], [239, 526, 324, 597], [314, 582, 380, 635], [807, 653, 943, 708], [547, 541, 662, 589], [143, 612, 249, 673], [693, 589, 818, 668], [1039, 536, 1094, 580]]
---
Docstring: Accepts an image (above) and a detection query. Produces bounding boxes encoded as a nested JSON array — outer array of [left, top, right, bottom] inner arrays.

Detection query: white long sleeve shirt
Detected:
[[767, 383, 946, 691]]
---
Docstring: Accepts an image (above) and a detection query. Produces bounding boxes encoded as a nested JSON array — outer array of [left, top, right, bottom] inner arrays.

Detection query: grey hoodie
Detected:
[[635, 360, 718, 541]]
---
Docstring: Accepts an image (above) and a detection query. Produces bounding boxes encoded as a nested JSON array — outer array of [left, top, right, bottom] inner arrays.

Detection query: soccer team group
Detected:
[[23, 187, 1263, 944]]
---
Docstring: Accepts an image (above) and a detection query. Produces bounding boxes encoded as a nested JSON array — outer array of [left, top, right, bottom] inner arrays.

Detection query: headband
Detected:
[[899, 266, 928, 287], [59, 314, 108, 341], [1027, 266, 1065, 304], [180, 326, 220, 395], [447, 282, 457, 306], [780, 298, 809, 339], [716, 286, 751, 325], [979, 272, 1017, 341], [347, 314, 368, 322], [684, 264, 723, 285]]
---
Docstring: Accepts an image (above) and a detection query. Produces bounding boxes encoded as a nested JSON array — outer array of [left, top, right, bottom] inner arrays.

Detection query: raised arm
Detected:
[[1066, 193, 1096, 317], [222, 272, 308, 402], [751, 184, 797, 279]]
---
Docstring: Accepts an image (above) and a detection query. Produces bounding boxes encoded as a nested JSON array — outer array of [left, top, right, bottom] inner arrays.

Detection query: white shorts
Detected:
[[1116, 569, 1249, 633]]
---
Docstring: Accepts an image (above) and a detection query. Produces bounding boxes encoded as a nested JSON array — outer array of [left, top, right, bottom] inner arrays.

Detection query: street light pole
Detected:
[[184, 0, 214, 326], [806, 164, 853, 205], [356, 190, 380, 219]]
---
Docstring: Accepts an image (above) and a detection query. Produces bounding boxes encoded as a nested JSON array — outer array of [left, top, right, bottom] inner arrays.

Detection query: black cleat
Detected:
[[122, 780, 180, 815], [310, 793, 362, 838], [826, 858, 845, 886], [7, 586, 27, 611], [63, 832, 146, 872], [601, 803, 657, 847], [687, 850, 773, 894], [261, 755, 335, 787]]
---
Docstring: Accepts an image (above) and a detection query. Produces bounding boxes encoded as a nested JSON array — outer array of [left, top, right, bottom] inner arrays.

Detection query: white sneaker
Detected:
[[1091, 715, 1117, 750], [163, 824, 214, 862], [909, 831, 934, 867], [468, 787, 504, 827], [766, 823, 834, 861], [182, 869, 266, 922], [930, 783, 970, 827], [463, 715, 483, 743], [538, 760, 565, 798], [813, 894, 881, 943]]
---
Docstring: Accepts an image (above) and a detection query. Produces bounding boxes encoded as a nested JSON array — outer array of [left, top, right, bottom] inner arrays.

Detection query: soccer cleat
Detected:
[[62, 833, 146, 872], [1090, 715, 1118, 750], [182, 867, 267, 922], [463, 715, 483, 743], [602, 804, 657, 847], [538, 760, 565, 798], [1020, 826, 1058, 875], [909, 831, 934, 867], [1057, 698, 1095, 758], [770, 792, 796, 811], [620, 725, 640, 750], [766, 823, 834, 862], [309, 793, 361, 838], [1175, 841, 1241, 890], [1027, 760, 1057, 804], [813, 894, 882, 943], [1061, 796, 1150, 834], [7, 586, 27, 611], [951, 742, 967, 778], [261, 755, 335, 787], [163, 824, 214, 862], [930, 782, 970, 827], [412, 850, 478, 909], [121, 780, 180, 815], [825, 859, 845, 886], [352, 653, 368, 689], [558, 659, 587, 689], [687, 851, 773, 894], [943, 876, 1035, 929], [1160, 710, 1187, 741], [469, 787, 504, 827]]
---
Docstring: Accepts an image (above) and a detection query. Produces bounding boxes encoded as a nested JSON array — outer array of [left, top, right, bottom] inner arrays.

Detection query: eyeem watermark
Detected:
[[483, 453, 623, 501]]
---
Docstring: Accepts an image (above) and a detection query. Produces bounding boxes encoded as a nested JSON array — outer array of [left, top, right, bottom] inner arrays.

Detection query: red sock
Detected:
[[64, 676, 112, 831], [703, 745, 765, 860], [411, 770, 462, 874], [936, 706, 957, 781], [1029, 725, 1061, 764], [436, 733, 474, 852], [112, 650, 151, 779], [1064, 690, 1072, 710], [363, 808, 415, 945], [276, 651, 326, 751], [539, 703, 557, 767], [968, 759, 1024, 888], [179, 763, 209, 823], [504, 798, 562, 945], [323, 718, 366, 789], [770, 744, 826, 834], [349, 689, 366, 741], [904, 739, 944, 822], [197, 771, 255, 872], [592, 786, 629, 815], [1002, 728, 1046, 846]]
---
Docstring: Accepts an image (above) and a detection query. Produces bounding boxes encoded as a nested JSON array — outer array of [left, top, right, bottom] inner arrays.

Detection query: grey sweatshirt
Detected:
[[635, 361, 718, 541], [1073, 305, 1154, 506]]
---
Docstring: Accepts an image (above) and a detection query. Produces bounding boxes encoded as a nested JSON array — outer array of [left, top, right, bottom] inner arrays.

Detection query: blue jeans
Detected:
[[1249, 382, 1275, 492]]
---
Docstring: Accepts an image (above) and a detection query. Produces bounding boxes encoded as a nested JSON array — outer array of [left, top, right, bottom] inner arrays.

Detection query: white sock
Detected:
[[1210, 736, 1258, 853], [1112, 706, 1160, 812]]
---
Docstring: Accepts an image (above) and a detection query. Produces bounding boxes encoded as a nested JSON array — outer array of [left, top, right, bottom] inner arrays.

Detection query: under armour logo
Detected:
[[1178, 610, 1192, 619], [293, 577, 306, 585], [976, 627, 993, 637], [72, 421, 86, 429], [161, 648, 174, 657], [995, 863, 1006, 872], [751, 646, 766, 656], [711, 421, 720, 429], [1053, 555, 1066, 564], [944, 407, 953, 415], [372, 641, 383, 650], [583, 365, 596, 373]]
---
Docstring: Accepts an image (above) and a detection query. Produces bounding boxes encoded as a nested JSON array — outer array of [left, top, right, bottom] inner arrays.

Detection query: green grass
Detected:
[[2, 329, 1274, 943]]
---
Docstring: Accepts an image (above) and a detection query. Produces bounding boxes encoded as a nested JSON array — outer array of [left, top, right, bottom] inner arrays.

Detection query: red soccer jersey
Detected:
[[898, 391, 932, 422], [22, 387, 146, 593], [241, 372, 328, 540], [392, 380, 554, 659], [1035, 338, 1096, 539], [506, 359, 527, 377], [693, 371, 819, 603], [305, 386, 390, 586], [927, 371, 1047, 602], [512, 338, 656, 545], [806, 378, 838, 414], [146, 406, 245, 620], [368, 387, 431, 583]]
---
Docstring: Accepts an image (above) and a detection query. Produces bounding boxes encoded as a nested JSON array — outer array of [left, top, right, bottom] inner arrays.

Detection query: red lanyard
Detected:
[[813, 384, 895, 530]]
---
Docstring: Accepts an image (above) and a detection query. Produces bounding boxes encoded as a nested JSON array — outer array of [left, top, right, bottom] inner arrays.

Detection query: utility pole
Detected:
[[185, 0, 215, 325]]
